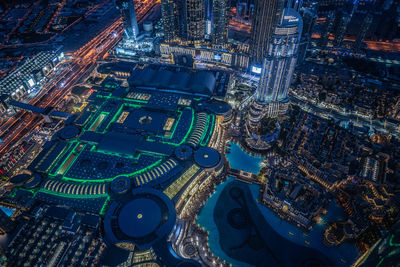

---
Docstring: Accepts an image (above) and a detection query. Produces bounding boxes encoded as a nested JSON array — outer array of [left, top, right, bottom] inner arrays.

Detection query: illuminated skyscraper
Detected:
[[333, 11, 351, 47], [285, 0, 303, 11], [211, 0, 230, 47], [297, 4, 317, 65], [248, 8, 302, 124], [116, 0, 139, 42], [185, 0, 205, 45], [317, 0, 349, 14], [319, 10, 335, 48], [161, 0, 182, 42], [162, 0, 205, 45], [250, 0, 285, 65], [353, 13, 373, 52]]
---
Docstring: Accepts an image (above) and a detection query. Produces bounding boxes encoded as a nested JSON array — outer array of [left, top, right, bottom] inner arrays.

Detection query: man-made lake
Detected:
[[197, 142, 360, 266]]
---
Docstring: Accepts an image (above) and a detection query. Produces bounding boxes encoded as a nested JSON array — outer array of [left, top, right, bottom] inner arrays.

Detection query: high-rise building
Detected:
[[317, 0, 349, 14], [162, 0, 206, 46], [211, 0, 230, 47], [319, 11, 335, 48], [333, 11, 351, 47], [285, 0, 303, 11], [116, 0, 139, 42], [185, 0, 205, 46], [0, 209, 14, 234], [353, 13, 373, 51], [250, 0, 285, 65], [297, 4, 317, 65], [248, 8, 303, 123], [161, 0, 181, 42]]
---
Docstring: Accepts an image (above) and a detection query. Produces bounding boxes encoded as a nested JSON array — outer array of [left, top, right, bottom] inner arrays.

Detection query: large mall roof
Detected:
[[129, 66, 217, 97]]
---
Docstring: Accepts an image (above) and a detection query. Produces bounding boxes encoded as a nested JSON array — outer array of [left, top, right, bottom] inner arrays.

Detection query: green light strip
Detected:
[[83, 100, 108, 130], [88, 112, 109, 132], [62, 144, 86, 178], [199, 115, 210, 146], [179, 108, 195, 146], [389, 234, 400, 247], [201, 114, 214, 146], [99, 196, 111, 215], [49, 142, 77, 176], [101, 104, 124, 133]]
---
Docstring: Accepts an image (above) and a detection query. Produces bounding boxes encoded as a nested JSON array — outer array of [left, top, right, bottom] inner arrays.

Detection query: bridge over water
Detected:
[[228, 168, 260, 184]]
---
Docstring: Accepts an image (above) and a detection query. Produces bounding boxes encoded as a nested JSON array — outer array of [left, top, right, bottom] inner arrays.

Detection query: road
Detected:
[[0, 1, 158, 157]]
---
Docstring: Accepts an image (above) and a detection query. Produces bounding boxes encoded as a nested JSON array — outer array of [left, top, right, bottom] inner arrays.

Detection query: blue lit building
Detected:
[[285, 0, 303, 11], [248, 8, 303, 125], [116, 0, 139, 42]]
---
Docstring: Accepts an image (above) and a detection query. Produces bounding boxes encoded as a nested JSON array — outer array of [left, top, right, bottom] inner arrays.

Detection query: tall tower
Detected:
[[250, 0, 285, 65], [285, 0, 303, 11], [333, 11, 351, 47], [319, 11, 335, 48], [297, 4, 317, 65], [248, 8, 302, 124], [211, 0, 230, 47], [185, 0, 205, 46], [116, 0, 139, 42], [161, 0, 182, 42], [353, 13, 373, 52]]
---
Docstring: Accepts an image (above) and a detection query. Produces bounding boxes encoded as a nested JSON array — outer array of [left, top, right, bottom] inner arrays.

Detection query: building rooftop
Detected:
[[128, 65, 220, 97]]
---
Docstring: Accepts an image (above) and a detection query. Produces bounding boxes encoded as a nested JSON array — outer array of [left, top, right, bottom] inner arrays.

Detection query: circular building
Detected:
[[57, 125, 80, 141], [104, 188, 176, 251], [23, 173, 42, 189], [110, 176, 131, 195], [194, 147, 221, 170], [205, 100, 232, 117], [10, 174, 31, 186]]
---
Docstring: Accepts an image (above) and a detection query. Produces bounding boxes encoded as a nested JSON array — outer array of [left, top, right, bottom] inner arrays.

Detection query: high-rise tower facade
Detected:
[[285, 0, 303, 11], [161, 0, 206, 46], [211, 0, 230, 47], [185, 0, 205, 45], [353, 13, 373, 52], [333, 11, 351, 47], [250, 0, 285, 65], [248, 8, 302, 124], [319, 10, 335, 48], [116, 0, 139, 42], [161, 0, 181, 42]]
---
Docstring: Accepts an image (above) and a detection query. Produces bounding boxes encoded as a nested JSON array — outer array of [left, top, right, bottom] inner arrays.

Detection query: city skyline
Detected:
[[0, 0, 399, 266]]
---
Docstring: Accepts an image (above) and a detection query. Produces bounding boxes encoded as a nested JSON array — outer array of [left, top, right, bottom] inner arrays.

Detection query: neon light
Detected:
[[100, 196, 111, 215], [389, 234, 400, 247], [51, 142, 78, 176], [179, 108, 195, 145], [88, 112, 109, 132], [201, 114, 214, 146], [199, 115, 210, 145]]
